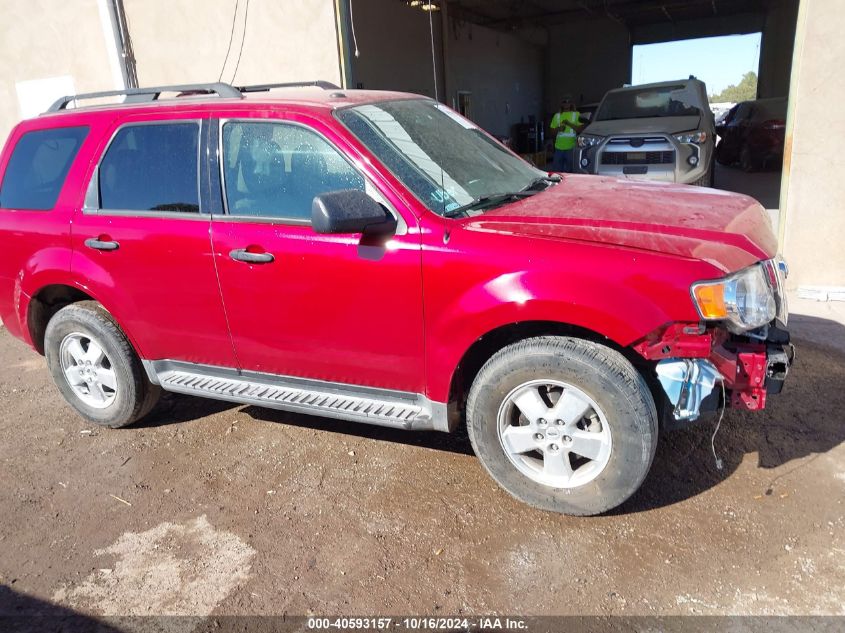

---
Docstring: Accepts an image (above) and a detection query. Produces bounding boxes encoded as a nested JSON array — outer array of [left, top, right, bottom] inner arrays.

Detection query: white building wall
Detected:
[[447, 20, 544, 139], [123, 0, 342, 88], [780, 0, 845, 289], [0, 0, 116, 143]]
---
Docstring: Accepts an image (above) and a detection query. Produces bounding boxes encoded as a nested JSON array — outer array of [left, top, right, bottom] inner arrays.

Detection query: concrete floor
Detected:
[[0, 294, 843, 624], [713, 163, 783, 211], [788, 291, 845, 355]]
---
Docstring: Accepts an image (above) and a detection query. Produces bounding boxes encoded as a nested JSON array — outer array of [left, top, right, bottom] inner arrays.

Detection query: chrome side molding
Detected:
[[143, 359, 454, 432]]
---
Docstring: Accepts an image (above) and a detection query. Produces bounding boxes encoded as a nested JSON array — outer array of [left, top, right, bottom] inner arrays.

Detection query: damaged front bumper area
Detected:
[[635, 322, 794, 425], [655, 358, 722, 422]]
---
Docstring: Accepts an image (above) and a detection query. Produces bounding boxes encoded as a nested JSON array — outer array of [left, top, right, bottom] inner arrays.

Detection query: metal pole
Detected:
[[106, 0, 139, 89]]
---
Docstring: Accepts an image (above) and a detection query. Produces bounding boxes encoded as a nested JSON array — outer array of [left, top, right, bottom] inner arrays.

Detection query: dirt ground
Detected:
[[0, 321, 843, 623]]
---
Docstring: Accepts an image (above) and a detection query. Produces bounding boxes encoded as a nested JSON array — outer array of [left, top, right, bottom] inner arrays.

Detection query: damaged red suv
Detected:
[[0, 82, 792, 515]]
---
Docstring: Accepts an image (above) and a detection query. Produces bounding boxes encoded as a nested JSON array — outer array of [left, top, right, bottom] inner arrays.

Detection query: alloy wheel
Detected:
[[496, 379, 612, 488]]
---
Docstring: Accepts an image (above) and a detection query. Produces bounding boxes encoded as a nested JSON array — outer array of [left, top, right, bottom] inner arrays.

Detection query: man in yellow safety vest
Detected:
[[550, 97, 586, 173]]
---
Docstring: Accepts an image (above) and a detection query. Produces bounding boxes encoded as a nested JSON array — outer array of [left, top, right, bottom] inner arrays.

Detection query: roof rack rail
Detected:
[[46, 82, 243, 113], [237, 81, 340, 93]]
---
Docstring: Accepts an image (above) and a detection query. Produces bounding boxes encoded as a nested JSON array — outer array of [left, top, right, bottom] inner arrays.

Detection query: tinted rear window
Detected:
[[0, 126, 88, 210], [98, 123, 199, 212]]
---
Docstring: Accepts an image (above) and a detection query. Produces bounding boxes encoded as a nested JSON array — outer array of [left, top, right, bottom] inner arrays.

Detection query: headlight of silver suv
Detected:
[[691, 263, 776, 333], [674, 131, 708, 144], [577, 135, 602, 149]]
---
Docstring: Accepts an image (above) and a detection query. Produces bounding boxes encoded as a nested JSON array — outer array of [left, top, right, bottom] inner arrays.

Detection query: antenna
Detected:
[[426, 2, 446, 218], [428, 2, 439, 102], [349, 0, 360, 57]]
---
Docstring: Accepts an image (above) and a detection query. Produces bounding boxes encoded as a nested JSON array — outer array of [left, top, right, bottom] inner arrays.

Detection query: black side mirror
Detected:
[[311, 189, 397, 236]]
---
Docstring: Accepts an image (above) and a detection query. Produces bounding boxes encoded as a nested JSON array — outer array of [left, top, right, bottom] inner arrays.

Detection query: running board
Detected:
[[144, 360, 451, 431]]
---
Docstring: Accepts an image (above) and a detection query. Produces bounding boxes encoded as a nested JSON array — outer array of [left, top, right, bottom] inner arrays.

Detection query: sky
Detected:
[[631, 33, 762, 97]]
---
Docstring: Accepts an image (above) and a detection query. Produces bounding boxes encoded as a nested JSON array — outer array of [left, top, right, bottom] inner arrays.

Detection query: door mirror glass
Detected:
[[311, 189, 396, 236]]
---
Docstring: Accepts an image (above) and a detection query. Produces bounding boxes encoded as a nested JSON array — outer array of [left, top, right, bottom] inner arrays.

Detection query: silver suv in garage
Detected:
[[576, 79, 715, 186]]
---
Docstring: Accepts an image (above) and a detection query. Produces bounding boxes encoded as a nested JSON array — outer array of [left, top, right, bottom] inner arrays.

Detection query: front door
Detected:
[[71, 116, 237, 368], [210, 116, 425, 393]]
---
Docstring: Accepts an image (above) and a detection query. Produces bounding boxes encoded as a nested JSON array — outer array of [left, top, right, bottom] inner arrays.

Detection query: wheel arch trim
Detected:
[[23, 277, 147, 359]]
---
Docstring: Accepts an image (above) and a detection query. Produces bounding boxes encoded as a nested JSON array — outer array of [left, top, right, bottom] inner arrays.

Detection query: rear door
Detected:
[[210, 114, 426, 393], [71, 114, 236, 367]]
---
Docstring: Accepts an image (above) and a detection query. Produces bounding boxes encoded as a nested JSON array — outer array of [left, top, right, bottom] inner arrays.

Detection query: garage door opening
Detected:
[[632, 33, 761, 99], [632, 32, 784, 209], [340, 0, 798, 214]]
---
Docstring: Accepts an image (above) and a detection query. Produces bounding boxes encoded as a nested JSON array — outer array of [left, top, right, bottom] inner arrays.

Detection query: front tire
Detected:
[[44, 301, 160, 428], [466, 336, 657, 516]]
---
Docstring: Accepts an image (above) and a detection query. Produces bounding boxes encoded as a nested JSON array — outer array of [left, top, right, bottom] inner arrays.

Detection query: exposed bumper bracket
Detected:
[[656, 359, 722, 422]]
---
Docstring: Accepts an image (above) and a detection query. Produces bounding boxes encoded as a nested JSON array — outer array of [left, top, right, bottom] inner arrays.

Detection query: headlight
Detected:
[[674, 130, 707, 144], [577, 135, 601, 149], [691, 264, 776, 333]]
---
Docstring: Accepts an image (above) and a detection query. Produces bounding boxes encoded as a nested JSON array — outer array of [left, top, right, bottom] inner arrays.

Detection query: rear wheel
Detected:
[[466, 336, 657, 516], [44, 302, 160, 428], [740, 145, 758, 172], [715, 141, 731, 166]]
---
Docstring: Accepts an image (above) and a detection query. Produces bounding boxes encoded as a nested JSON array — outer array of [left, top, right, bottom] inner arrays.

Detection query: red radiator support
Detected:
[[635, 323, 770, 411], [709, 344, 768, 410]]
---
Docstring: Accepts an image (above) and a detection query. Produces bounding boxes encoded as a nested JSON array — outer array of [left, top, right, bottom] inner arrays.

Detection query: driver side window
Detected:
[[221, 121, 365, 221]]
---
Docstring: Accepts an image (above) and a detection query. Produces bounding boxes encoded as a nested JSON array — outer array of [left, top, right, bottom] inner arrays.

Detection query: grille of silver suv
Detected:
[[601, 151, 675, 165], [599, 136, 676, 166]]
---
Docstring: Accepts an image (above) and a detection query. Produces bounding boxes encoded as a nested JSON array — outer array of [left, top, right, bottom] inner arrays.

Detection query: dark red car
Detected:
[[715, 97, 788, 171], [0, 82, 792, 515]]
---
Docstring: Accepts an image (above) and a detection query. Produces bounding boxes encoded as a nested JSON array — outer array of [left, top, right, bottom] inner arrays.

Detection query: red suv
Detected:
[[0, 82, 792, 515]]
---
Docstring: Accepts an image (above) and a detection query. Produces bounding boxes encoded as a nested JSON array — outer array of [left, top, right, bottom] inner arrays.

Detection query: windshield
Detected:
[[336, 99, 545, 216], [595, 85, 701, 121]]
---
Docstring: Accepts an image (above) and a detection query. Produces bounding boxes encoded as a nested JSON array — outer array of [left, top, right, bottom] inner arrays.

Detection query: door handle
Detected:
[[229, 248, 275, 264], [84, 237, 120, 251]]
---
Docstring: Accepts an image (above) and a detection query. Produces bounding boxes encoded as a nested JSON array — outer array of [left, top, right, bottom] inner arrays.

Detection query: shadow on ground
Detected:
[[0, 584, 122, 633], [136, 317, 845, 515], [618, 329, 845, 513]]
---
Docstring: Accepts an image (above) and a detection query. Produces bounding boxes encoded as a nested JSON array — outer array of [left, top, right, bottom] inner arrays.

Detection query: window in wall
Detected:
[[98, 123, 199, 212], [221, 121, 365, 220], [0, 126, 88, 210]]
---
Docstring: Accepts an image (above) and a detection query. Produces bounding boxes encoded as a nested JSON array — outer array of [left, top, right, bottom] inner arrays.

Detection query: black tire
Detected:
[[690, 169, 712, 187], [740, 145, 757, 173], [44, 301, 160, 428], [715, 141, 731, 166], [465, 336, 657, 516]]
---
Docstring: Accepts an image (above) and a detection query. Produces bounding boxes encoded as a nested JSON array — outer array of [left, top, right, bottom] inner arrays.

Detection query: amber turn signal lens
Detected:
[[692, 283, 727, 319]]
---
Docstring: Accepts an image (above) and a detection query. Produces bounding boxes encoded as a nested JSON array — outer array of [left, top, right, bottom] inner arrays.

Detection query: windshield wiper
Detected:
[[520, 174, 561, 192], [443, 191, 535, 218]]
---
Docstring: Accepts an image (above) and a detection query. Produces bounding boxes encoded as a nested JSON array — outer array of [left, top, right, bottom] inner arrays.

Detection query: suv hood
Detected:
[[584, 115, 702, 137], [463, 175, 777, 274]]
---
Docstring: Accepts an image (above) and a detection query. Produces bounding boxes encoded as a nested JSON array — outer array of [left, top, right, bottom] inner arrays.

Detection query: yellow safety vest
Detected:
[[551, 110, 580, 150]]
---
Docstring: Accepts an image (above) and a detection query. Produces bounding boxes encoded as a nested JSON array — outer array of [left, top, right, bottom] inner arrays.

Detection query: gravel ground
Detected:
[[0, 325, 843, 622]]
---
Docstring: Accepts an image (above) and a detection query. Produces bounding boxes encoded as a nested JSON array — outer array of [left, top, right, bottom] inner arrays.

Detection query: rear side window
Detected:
[[98, 123, 199, 212], [0, 126, 88, 210]]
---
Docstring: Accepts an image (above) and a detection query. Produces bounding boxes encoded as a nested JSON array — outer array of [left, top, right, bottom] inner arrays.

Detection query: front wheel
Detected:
[[466, 336, 657, 516]]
